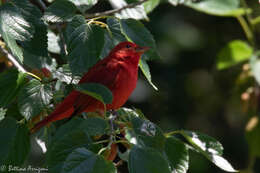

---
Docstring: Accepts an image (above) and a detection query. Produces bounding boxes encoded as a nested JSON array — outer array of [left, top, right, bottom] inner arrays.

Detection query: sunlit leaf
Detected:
[[68, 0, 98, 13], [109, 0, 148, 20], [52, 64, 79, 84], [168, 0, 248, 17], [180, 130, 237, 172], [0, 0, 44, 63], [0, 2, 34, 42], [125, 114, 165, 151], [0, 108, 6, 122], [217, 40, 252, 70], [139, 58, 158, 90], [48, 29, 61, 54], [18, 79, 53, 120], [44, 0, 77, 22], [143, 0, 160, 13], [165, 137, 189, 173]]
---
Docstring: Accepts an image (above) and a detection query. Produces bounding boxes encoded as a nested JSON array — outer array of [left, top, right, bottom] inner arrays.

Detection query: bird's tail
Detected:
[[30, 91, 79, 134]]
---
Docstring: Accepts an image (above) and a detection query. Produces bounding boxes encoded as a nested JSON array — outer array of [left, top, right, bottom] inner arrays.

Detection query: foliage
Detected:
[[0, 0, 259, 172]]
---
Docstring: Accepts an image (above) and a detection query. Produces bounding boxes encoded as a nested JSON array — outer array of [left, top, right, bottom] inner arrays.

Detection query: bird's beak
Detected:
[[135, 46, 150, 53]]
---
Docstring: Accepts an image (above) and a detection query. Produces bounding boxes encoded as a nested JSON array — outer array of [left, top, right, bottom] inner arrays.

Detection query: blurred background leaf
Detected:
[[168, 0, 248, 17], [217, 40, 253, 70]]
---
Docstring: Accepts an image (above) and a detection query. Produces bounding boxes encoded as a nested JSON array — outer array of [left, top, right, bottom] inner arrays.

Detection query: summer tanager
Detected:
[[30, 41, 149, 133]]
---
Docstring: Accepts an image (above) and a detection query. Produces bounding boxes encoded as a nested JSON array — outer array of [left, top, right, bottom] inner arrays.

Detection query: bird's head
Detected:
[[109, 41, 149, 64]]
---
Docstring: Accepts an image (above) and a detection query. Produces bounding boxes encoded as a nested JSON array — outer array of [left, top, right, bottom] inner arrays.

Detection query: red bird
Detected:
[[30, 41, 149, 133]]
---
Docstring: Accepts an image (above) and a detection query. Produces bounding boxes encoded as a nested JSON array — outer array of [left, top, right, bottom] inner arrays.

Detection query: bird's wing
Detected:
[[30, 58, 121, 133], [74, 57, 122, 113]]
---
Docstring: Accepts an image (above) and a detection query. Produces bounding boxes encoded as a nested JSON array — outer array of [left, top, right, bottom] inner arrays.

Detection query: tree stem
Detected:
[[236, 16, 254, 46], [0, 42, 27, 73], [85, 0, 148, 19]]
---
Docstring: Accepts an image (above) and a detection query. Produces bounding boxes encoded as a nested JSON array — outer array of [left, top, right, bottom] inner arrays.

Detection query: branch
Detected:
[[85, 0, 148, 19], [56, 24, 68, 55], [0, 43, 27, 73]]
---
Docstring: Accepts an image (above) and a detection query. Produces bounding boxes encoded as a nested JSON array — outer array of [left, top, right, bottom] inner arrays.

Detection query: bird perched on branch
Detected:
[[30, 41, 149, 133]]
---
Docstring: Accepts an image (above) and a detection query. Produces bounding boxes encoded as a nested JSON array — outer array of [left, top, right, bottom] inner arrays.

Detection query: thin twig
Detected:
[[85, 0, 148, 19], [0, 44, 27, 73], [56, 24, 68, 55], [236, 16, 254, 46]]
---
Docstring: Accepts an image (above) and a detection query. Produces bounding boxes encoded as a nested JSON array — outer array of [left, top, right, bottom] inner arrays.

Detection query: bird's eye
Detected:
[[126, 44, 131, 48]]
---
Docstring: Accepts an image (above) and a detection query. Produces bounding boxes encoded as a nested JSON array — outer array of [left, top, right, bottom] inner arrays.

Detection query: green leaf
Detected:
[[0, 2, 34, 42], [21, 21, 48, 57], [44, 0, 77, 22], [18, 79, 53, 120], [53, 64, 79, 84], [117, 107, 146, 120], [139, 58, 158, 90], [62, 148, 116, 173], [164, 137, 189, 173], [47, 131, 94, 173], [0, 69, 26, 107], [23, 50, 54, 69], [68, 0, 98, 13], [48, 29, 61, 54], [0, 0, 44, 63], [22, 19, 49, 69], [217, 40, 253, 70], [5, 103, 23, 122], [143, 0, 160, 13], [107, 17, 127, 43], [47, 126, 102, 173], [65, 15, 105, 75], [75, 83, 113, 104], [109, 0, 148, 20], [100, 17, 127, 58], [168, 0, 248, 17], [180, 130, 237, 172], [128, 146, 171, 173], [53, 117, 108, 142], [80, 117, 109, 136], [1, 32, 24, 63], [120, 18, 160, 60], [245, 116, 260, 157], [0, 117, 30, 166], [125, 115, 166, 151], [0, 108, 6, 121], [119, 18, 159, 90]]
